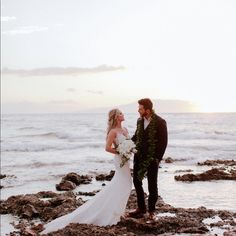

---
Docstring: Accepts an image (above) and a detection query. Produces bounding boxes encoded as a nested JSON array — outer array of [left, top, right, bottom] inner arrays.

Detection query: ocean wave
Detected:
[[11, 132, 104, 141], [168, 142, 236, 151], [168, 144, 215, 151], [23, 132, 69, 139], [214, 131, 235, 136], [170, 131, 236, 141], [1, 142, 104, 152], [18, 127, 41, 130], [3, 161, 69, 169]]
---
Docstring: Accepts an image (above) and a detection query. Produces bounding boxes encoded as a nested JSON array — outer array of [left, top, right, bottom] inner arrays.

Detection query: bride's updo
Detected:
[[107, 108, 121, 136]]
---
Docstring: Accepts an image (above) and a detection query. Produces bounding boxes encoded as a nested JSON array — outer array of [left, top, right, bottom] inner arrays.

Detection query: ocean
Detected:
[[1, 113, 236, 212]]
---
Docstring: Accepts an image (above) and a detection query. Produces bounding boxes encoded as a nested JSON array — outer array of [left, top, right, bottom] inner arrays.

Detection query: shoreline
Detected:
[[1, 159, 236, 210], [1, 159, 236, 235], [1, 189, 236, 236]]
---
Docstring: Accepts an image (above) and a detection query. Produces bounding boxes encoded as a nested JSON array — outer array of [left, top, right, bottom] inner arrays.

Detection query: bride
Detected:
[[41, 109, 132, 234]]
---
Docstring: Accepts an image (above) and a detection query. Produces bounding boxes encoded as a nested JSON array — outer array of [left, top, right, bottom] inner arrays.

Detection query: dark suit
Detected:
[[132, 114, 168, 212]]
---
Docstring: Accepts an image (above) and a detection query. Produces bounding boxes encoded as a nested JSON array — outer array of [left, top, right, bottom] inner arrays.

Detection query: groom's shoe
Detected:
[[128, 208, 146, 219], [146, 211, 156, 223], [148, 211, 155, 220]]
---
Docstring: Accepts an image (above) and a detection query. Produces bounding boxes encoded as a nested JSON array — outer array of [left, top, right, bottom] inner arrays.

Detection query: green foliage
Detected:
[[135, 111, 158, 180]]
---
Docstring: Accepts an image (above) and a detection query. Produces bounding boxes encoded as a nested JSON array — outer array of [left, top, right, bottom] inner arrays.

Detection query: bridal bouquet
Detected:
[[116, 139, 137, 167]]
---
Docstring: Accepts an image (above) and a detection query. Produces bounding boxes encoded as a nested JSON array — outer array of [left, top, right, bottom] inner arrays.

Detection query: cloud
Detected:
[[2, 65, 126, 77], [48, 100, 78, 104], [1, 16, 16, 22], [86, 90, 103, 95], [66, 88, 77, 93], [2, 26, 49, 35]]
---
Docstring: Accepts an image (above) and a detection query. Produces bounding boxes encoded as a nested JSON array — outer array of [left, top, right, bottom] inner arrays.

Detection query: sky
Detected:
[[1, 0, 236, 113]]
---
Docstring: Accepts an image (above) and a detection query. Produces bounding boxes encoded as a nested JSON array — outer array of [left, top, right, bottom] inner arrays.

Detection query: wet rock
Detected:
[[56, 172, 92, 191], [224, 228, 236, 236], [35, 191, 59, 199], [4, 190, 236, 236], [96, 170, 115, 181], [198, 159, 236, 166], [175, 168, 236, 182], [120, 216, 208, 235], [0, 191, 84, 221], [0, 174, 6, 179], [56, 180, 76, 191], [164, 157, 187, 163], [76, 190, 100, 196], [165, 157, 174, 163], [41, 223, 135, 236], [0, 174, 7, 188], [174, 169, 193, 173], [22, 204, 39, 218], [63, 172, 92, 185]]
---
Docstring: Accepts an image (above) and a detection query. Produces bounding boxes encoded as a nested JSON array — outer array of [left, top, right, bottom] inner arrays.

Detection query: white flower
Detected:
[[116, 139, 137, 167]]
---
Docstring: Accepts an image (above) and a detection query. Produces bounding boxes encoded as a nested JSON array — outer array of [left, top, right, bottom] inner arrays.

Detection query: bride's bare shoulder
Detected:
[[107, 128, 118, 137]]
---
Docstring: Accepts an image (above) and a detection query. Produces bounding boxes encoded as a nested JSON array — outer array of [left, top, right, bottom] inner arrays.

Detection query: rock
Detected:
[[63, 172, 92, 185], [0, 174, 6, 179], [96, 170, 115, 181], [198, 159, 236, 166], [224, 227, 236, 236], [56, 172, 92, 191], [22, 204, 39, 218], [0, 174, 7, 188], [174, 169, 193, 173], [175, 168, 236, 182], [164, 157, 187, 163], [165, 157, 174, 163], [77, 190, 100, 196], [4, 187, 236, 236], [36, 191, 59, 198], [0, 191, 84, 221], [56, 180, 77, 191], [41, 223, 135, 236]]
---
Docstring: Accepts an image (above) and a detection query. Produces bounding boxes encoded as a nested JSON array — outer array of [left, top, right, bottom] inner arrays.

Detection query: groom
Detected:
[[129, 98, 168, 220]]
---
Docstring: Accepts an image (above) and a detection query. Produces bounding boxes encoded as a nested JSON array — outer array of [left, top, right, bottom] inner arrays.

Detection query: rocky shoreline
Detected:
[[175, 159, 236, 182], [1, 189, 236, 236], [1, 160, 236, 236]]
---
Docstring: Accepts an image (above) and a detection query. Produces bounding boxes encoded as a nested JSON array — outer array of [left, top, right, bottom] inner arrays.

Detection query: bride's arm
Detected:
[[105, 130, 118, 154], [123, 127, 129, 136]]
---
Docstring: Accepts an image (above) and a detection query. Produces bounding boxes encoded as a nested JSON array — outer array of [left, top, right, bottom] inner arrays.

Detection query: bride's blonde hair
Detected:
[[107, 108, 121, 136]]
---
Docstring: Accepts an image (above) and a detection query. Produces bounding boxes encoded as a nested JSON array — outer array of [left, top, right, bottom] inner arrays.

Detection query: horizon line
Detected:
[[2, 111, 236, 115]]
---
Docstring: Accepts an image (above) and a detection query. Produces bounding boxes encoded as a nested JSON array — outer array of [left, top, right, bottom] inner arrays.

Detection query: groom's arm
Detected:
[[156, 119, 168, 161], [131, 129, 137, 142], [131, 118, 140, 143]]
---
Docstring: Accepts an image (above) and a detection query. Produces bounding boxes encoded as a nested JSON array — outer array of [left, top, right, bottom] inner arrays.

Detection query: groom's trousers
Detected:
[[133, 159, 159, 212]]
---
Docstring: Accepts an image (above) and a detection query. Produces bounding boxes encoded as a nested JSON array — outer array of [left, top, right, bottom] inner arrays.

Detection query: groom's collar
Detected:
[[144, 116, 151, 122]]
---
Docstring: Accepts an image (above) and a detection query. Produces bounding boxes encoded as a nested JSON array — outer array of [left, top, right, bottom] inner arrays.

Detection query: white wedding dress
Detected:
[[41, 133, 132, 234]]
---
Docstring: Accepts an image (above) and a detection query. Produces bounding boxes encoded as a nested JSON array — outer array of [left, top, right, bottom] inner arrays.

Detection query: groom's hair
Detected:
[[138, 98, 153, 111]]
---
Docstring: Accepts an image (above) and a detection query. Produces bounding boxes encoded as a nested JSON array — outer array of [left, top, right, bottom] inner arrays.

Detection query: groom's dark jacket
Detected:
[[132, 113, 168, 162]]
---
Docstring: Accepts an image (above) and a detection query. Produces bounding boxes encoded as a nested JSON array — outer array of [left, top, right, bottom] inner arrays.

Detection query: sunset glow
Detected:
[[1, 0, 236, 113]]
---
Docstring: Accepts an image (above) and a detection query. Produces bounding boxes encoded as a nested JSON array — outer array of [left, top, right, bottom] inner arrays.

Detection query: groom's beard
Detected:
[[140, 111, 148, 118]]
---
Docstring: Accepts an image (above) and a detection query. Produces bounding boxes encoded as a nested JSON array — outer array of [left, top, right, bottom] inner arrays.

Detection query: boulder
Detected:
[[96, 170, 115, 181]]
